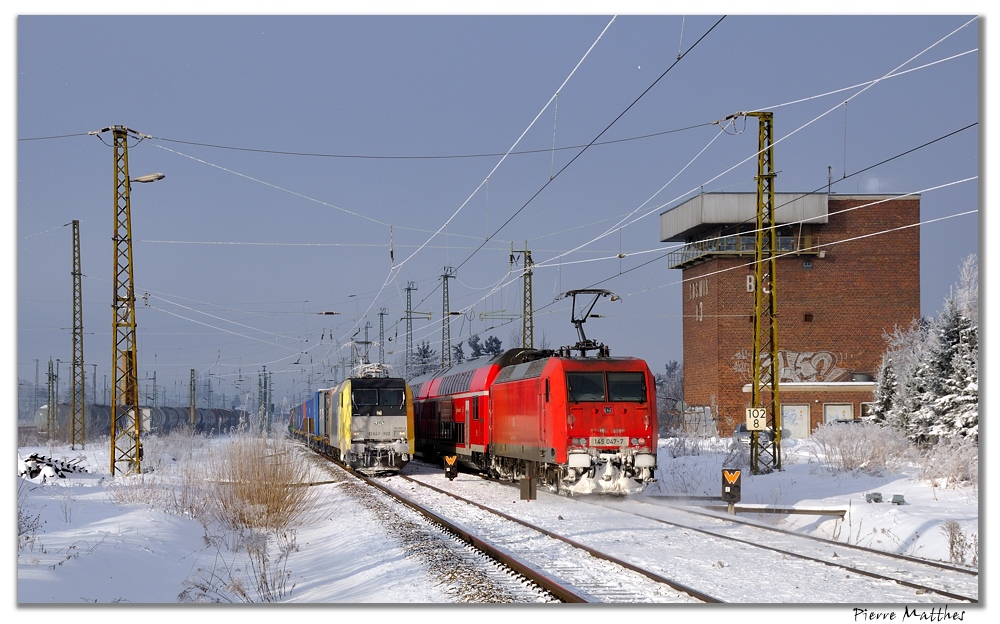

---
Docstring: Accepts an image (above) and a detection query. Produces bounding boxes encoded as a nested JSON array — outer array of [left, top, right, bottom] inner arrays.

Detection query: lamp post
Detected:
[[99, 121, 164, 475]]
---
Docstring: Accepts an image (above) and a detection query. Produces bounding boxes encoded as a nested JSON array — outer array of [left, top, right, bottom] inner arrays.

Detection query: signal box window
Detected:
[[608, 372, 646, 402], [567, 372, 607, 402]]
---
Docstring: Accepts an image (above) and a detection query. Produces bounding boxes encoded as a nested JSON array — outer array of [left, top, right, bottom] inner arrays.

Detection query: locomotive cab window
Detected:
[[380, 388, 405, 408], [353, 388, 378, 407], [567, 372, 607, 402], [608, 372, 646, 402]]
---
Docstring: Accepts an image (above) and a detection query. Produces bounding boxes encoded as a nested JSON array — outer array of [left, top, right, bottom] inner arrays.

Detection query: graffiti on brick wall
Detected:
[[731, 349, 850, 383]]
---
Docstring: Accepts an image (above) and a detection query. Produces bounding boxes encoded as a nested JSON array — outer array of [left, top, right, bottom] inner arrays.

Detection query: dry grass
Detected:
[[206, 432, 317, 532]]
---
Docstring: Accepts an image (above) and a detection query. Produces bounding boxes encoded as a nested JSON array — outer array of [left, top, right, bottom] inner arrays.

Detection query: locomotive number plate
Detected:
[[590, 436, 627, 447]]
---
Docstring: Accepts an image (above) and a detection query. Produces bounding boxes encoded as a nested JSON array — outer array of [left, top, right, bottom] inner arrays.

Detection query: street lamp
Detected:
[[103, 123, 166, 476], [131, 173, 165, 184]]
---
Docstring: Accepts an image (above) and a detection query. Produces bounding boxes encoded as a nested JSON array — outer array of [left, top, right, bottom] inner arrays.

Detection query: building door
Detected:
[[781, 404, 810, 439], [823, 403, 854, 425]]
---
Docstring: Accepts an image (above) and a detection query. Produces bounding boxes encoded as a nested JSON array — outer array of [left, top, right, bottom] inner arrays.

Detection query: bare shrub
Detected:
[[940, 520, 978, 566], [166, 462, 213, 519], [661, 433, 706, 458], [809, 422, 911, 475], [142, 425, 206, 473], [105, 473, 166, 507], [722, 442, 751, 470], [17, 480, 45, 551], [206, 432, 316, 532], [918, 436, 978, 488], [178, 528, 299, 603]]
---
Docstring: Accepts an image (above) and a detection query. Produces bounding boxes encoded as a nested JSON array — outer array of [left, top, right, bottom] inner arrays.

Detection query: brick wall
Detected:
[[681, 195, 920, 436]]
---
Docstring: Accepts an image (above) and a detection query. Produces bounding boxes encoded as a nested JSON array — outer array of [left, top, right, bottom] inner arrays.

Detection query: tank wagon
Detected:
[[34, 404, 247, 437], [410, 289, 658, 493], [289, 363, 414, 474]]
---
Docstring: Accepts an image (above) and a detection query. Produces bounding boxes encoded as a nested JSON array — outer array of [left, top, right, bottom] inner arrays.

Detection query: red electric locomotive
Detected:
[[410, 289, 658, 493]]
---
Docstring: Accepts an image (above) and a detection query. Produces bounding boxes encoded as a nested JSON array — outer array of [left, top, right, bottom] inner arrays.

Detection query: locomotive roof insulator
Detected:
[[353, 362, 393, 378]]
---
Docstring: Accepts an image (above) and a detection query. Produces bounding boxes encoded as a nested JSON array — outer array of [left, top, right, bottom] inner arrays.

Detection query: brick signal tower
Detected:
[[660, 192, 920, 439]]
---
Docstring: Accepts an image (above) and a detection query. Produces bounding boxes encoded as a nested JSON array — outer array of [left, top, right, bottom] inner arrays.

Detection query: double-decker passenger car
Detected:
[[410, 347, 657, 492]]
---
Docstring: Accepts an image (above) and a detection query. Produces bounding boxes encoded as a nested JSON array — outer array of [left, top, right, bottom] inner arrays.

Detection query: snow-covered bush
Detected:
[[809, 422, 911, 475], [918, 435, 978, 488]]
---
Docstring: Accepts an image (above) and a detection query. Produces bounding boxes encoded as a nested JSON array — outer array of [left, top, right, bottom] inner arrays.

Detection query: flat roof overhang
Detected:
[[660, 192, 829, 242]]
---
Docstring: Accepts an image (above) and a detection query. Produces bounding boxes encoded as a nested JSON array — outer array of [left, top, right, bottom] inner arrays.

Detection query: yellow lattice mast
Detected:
[[93, 125, 162, 475], [744, 111, 782, 474]]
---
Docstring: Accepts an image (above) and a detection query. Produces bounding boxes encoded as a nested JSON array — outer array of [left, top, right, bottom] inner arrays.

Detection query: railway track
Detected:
[[303, 450, 557, 603], [304, 443, 977, 604], [615, 496, 980, 602], [397, 461, 978, 604], [308, 449, 714, 602], [379, 473, 719, 603]]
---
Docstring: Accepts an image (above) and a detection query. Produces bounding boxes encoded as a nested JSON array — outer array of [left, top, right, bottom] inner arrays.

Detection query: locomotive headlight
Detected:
[[630, 437, 641, 445], [572, 437, 588, 446]]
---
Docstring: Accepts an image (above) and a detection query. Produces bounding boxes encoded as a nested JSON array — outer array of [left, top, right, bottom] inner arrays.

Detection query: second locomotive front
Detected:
[[290, 370, 414, 474]]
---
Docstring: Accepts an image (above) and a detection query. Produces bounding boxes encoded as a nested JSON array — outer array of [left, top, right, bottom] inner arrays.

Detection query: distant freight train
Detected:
[[35, 403, 248, 437], [410, 289, 658, 493], [288, 363, 414, 474]]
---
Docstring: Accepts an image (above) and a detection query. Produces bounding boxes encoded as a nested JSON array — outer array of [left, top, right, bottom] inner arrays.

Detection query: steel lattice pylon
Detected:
[[190, 368, 196, 428], [745, 111, 782, 474], [441, 267, 455, 369], [405, 281, 416, 377], [522, 243, 534, 349], [108, 126, 142, 475], [47, 359, 55, 437], [71, 220, 86, 449]]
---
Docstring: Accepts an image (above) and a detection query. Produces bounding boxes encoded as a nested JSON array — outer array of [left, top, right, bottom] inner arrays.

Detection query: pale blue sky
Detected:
[[12, 11, 982, 409]]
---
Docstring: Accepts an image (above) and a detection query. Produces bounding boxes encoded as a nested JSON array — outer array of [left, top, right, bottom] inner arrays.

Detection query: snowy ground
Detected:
[[13, 431, 985, 619]]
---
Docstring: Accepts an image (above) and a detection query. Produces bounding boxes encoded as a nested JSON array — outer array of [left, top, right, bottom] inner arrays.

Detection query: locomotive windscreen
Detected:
[[567, 372, 606, 401], [567, 371, 647, 402], [352, 387, 406, 408], [607, 372, 646, 402], [379, 388, 405, 408], [353, 388, 379, 407]]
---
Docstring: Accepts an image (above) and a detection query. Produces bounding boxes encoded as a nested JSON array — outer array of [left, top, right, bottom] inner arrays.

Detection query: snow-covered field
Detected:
[[14, 429, 983, 616]]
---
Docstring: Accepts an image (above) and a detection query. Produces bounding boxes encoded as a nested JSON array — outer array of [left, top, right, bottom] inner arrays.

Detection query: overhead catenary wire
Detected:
[[21, 18, 976, 394], [451, 16, 728, 276], [166, 19, 976, 370], [534, 19, 977, 272], [534, 122, 977, 273], [396, 16, 731, 342], [349, 16, 624, 349]]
